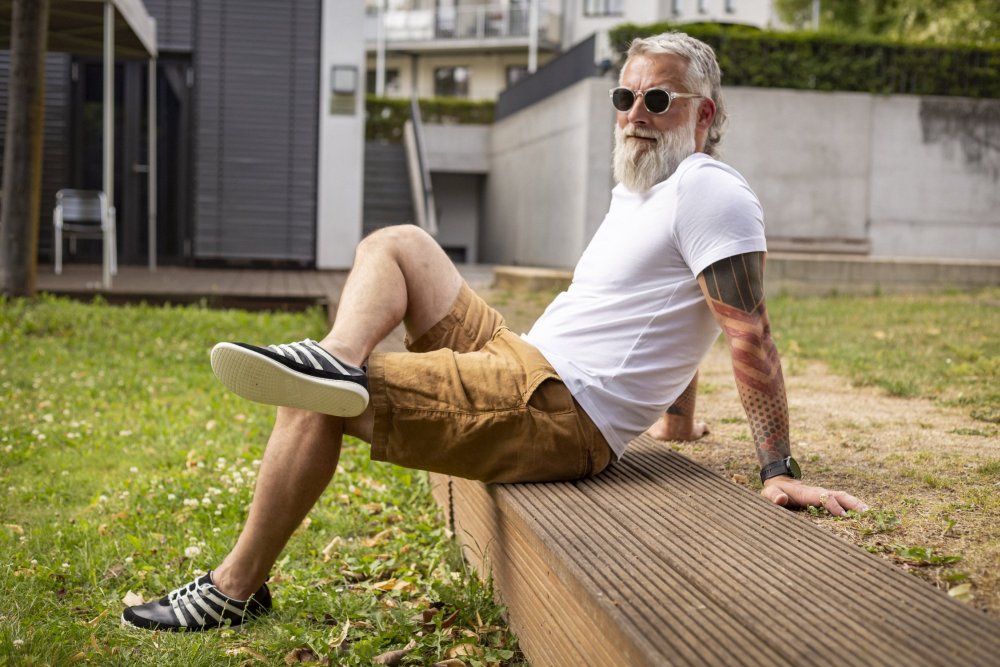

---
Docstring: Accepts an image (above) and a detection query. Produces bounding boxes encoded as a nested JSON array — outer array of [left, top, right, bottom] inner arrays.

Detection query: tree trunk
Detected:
[[0, 0, 50, 297]]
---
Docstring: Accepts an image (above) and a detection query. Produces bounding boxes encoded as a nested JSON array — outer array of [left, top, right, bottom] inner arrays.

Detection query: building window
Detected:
[[506, 65, 529, 87], [366, 68, 400, 95], [434, 66, 470, 97], [698, 0, 708, 13], [672, 0, 683, 16], [583, 0, 623, 17], [725, 0, 736, 12]]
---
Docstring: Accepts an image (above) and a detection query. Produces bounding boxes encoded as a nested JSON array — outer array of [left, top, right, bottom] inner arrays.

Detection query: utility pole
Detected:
[[0, 0, 50, 297]]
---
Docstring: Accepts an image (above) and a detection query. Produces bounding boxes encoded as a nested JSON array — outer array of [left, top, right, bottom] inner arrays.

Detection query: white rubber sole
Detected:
[[210, 342, 369, 417]]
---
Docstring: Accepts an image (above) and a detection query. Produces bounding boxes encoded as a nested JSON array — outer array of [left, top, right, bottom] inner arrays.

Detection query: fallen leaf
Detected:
[[284, 646, 321, 664], [438, 609, 460, 630], [121, 591, 145, 606], [372, 578, 398, 591], [433, 660, 466, 667], [226, 646, 268, 661], [948, 583, 974, 602], [373, 640, 417, 665], [328, 619, 350, 649], [4, 524, 24, 535], [730, 474, 748, 484], [86, 610, 109, 626], [321, 536, 342, 561], [362, 528, 396, 548], [446, 642, 483, 658]]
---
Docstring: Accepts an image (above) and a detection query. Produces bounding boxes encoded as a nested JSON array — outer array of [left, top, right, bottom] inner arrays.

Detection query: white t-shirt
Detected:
[[522, 153, 766, 458]]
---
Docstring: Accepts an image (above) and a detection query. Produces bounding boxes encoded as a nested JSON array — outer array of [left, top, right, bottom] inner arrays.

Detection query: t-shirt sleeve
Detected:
[[673, 160, 767, 278]]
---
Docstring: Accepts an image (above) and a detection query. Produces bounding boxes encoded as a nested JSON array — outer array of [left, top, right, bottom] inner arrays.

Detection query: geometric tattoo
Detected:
[[667, 375, 697, 417], [699, 252, 790, 466]]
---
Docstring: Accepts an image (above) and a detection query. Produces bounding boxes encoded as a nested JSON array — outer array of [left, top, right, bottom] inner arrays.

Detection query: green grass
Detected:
[[0, 296, 522, 666], [768, 289, 1000, 422]]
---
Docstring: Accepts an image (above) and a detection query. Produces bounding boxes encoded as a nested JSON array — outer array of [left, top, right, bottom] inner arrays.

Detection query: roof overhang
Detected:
[[0, 0, 157, 59]]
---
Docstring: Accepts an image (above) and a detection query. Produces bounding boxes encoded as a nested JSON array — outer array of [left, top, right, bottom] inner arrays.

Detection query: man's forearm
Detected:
[[699, 254, 790, 467]]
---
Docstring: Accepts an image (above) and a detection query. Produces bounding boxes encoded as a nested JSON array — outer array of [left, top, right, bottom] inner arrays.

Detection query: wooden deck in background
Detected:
[[36, 264, 346, 311], [431, 435, 1000, 667]]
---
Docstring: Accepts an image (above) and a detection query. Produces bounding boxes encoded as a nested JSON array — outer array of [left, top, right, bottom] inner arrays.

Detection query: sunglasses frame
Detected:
[[609, 87, 703, 115]]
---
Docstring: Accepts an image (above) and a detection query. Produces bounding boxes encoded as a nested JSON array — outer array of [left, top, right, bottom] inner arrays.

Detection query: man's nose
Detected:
[[627, 94, 650, 124]]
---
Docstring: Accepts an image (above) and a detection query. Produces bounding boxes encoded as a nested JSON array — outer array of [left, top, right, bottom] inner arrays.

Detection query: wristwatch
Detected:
[[760, 456, 801, 484]]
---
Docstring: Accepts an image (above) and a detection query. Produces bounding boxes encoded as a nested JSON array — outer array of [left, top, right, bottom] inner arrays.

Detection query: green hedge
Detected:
[[366, 96, 496, 143], [608, 22, 1000, 98]]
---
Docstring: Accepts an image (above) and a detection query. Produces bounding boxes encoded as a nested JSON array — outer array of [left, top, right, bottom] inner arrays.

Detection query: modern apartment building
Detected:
[[365, 0, 782, 100]]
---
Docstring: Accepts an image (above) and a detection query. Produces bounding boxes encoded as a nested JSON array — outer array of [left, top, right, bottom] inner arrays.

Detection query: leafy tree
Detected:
[[774, 0, 1000, 46]]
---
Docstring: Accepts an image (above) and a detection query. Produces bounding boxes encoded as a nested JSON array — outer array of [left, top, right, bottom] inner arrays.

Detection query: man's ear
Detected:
[[696, 98, 716, 130]]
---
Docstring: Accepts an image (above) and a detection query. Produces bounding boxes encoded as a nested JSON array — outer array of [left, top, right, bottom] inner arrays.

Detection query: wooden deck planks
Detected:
[[431, 435, 1000, 667]]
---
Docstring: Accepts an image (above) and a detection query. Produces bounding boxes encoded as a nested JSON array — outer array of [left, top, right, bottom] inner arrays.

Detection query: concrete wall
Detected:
[[483, 82, 1000, 267], [482, 76, 614, 267], [723, 89, 1000, 261]]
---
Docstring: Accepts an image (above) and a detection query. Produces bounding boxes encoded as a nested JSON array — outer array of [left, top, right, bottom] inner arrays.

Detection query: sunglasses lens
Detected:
[[643, 89, 671, 113], [611, 88, 635, 112]]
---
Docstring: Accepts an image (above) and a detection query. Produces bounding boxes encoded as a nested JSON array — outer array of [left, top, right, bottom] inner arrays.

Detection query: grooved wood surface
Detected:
[[431, 435, 1000, 667]]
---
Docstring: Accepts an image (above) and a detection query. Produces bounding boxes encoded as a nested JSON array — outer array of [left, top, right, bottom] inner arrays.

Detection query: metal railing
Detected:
[[403, 97, 438, 237], [365, 3, 560, 45]]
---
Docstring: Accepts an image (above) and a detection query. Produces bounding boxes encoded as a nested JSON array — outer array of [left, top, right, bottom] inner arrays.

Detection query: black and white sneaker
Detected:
[[121, 572, 271, 631], [210, 339, 369, 417]]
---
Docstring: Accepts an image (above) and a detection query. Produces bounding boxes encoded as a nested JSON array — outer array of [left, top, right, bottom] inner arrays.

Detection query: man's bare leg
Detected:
[[212, 225, 462, 599]]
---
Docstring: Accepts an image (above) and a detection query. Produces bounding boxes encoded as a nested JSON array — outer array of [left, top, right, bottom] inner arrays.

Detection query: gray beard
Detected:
[[613, 119, 697, 193]]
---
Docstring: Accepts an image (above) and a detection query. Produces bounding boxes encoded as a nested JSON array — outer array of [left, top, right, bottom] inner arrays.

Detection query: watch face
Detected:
[[787, 456, 802, 479]]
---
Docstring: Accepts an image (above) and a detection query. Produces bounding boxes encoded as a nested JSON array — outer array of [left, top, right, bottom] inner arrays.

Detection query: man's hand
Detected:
[[761, 476, 869, 517], [645, 414, 710, 442]]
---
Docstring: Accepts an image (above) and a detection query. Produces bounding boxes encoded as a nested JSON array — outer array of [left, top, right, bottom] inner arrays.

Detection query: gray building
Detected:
[[0, 0, 325, 267]]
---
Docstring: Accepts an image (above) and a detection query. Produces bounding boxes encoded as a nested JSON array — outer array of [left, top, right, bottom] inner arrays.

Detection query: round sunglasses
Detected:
[[609, 87, 703, 115]]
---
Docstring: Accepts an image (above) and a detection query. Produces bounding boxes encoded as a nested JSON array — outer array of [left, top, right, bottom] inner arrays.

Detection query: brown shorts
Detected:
[[367, 283, 612, 484]]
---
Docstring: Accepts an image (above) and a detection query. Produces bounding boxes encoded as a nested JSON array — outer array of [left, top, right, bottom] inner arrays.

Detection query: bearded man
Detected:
[[123, 31, 866, 632]]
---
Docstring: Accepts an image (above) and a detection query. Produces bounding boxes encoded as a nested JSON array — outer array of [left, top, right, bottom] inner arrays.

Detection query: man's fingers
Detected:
[[761, 484, 789, 507], [834, 491, 869, 513]]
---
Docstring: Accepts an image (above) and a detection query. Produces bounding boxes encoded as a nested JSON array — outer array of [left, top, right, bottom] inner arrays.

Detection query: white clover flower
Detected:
[[12, 639, 23, 648], [129, 467, 139, 473], [183, 498, 199, 507], [98, 495, 109, 503], [167, 493, 176, 501], [125, 556, 134, 564], [184, 545, 201, 559]]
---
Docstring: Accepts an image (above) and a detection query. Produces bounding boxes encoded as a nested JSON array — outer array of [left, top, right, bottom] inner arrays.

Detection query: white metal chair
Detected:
[[53, 189, 117, 287]]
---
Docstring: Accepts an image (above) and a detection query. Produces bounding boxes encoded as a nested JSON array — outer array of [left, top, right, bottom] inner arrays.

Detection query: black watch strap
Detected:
[[760, 456, 801, 484]]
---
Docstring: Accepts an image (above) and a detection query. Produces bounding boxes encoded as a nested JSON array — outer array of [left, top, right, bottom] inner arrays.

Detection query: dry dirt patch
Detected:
[[673, 343, 999, 617]]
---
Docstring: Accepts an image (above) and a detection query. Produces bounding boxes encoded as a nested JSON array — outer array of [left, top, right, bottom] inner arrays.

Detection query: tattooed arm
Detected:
[[698, 252, 867, 516], [645, 372, 710, 441]]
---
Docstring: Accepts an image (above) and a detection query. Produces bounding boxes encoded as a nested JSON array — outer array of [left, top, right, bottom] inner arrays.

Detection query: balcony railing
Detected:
[[365, 4, 561, 46]]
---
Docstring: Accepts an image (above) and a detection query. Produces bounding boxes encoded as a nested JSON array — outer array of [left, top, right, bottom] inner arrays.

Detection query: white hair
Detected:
[[623, 32, 727, 157]]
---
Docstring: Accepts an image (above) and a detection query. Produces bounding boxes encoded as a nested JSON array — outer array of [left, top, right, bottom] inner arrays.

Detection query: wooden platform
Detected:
[[431, 436, 1000, 667], [35, 264, 345, 311]]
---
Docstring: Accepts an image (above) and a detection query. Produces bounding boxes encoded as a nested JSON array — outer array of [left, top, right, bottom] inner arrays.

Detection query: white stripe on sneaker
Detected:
[[303, 340, 351, 374], [290, 342, 323, 370]]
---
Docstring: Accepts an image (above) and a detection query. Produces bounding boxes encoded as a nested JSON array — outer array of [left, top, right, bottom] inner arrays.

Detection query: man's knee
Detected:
[[357, 224, 433, 259]]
